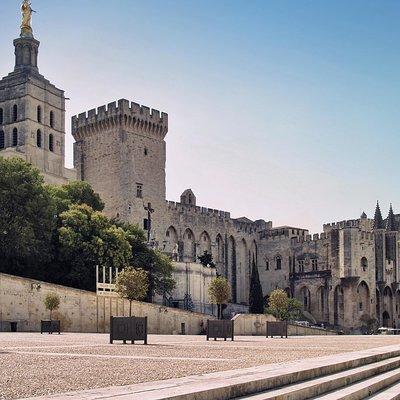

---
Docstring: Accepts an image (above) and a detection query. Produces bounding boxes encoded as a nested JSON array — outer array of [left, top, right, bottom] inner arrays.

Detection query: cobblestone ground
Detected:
[[0, 333, 399, 399]]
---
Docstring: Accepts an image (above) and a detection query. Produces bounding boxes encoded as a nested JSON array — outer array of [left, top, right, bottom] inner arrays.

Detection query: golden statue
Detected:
[[21, 0, 35, 37]]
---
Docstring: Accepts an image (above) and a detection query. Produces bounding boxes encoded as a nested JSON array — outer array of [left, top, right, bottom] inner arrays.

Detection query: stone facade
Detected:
[[0, 28, 75, 184], [2, 15, 400, 332], [258, 208, 400, 332]]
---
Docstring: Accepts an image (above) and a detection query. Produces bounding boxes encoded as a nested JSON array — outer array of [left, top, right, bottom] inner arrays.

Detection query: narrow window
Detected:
[[50, 111, 55, 128], [13, 105, 18, 122], [144, 147, 148, 156], [276, 256, 282, 270], [37, 130, 42, 148], [0, 131, 4, 149], [265, 260, 269, 271], [298, 260, 305, 273], [361, 257, 368, 271], [49, 134, 54, 152], [12, 128, 18, 147], [37, 106, 42, 123], [312, 259, 318, 271], [0, 108, 3, 125], [136, 183, 143, 198]]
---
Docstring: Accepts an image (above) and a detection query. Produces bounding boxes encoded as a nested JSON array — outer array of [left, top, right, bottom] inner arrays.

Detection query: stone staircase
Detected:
[[238, 350, 400, 400]]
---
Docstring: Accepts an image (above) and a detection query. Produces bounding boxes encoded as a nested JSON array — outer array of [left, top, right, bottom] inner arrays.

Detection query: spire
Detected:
[[13, 1, 39, 74], [373, 201, 384, 230], [386, 204, 396, 231], [360, 211, 367, 219]]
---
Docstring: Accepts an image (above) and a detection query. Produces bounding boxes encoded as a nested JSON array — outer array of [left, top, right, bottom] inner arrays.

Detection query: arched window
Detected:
[[49, 134, 54, 152], [0, 131, 4, 149], [12, 128, 18, 147], [361, 257, 368, 272], [37, 106, 42, 123], [13, 105, 18, 122], [37, 130, 42, 148], [50, 111, 55, 128], [0, 108, 3, 125]]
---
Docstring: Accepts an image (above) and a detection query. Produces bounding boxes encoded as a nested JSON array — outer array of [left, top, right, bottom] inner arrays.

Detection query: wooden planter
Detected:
[[41, 320, 61, 334], [110, 316, 148, 345], [266, 321, 288, 338], [206, 319, 234, 341]]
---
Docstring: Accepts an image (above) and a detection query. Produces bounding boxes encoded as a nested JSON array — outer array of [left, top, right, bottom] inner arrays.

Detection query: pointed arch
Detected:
[[199, 231, 211, 256], [228, 236, 237, 303], [183, 228, 196, 262], [357, 281, 370, 315], [165, 226, 178, 257]]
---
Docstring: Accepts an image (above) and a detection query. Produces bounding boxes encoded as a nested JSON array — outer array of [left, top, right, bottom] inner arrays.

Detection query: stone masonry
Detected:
[[1, 11, 400, 332]]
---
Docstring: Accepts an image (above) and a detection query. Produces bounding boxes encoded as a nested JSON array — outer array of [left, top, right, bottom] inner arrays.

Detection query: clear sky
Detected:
[[1, 0, 399, 233]]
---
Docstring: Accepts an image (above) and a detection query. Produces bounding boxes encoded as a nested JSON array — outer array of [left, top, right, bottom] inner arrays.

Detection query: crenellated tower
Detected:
[[72, 99, 168, 240]]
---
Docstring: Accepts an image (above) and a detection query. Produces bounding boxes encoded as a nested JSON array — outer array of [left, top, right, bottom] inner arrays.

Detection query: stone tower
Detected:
[[0, 6, 75, 184], [72, 99, 168, 241]]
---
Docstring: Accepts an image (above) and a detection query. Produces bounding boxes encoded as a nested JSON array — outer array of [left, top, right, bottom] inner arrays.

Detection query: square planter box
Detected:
[[206, 319, 234, 341], [266, 321, 288, 338], [41, 320, 61, 334], [110, 316, 148, 345]]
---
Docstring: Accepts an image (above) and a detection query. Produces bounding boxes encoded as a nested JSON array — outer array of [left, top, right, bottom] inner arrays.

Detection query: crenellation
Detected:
[[71, 99, 168, 138]]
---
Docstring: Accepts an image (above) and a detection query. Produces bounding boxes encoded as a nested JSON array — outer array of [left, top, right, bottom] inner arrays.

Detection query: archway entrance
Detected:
[[382, 311, 391, 328]]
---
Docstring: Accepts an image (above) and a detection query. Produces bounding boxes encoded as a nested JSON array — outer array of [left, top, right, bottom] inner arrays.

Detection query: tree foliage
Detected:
[[115, 267, 149, 316], [249, 257, 264, 314], [47, 181, 104, 215], [58, 204, 132, 291], [118, 222, 175, 301], [208, 276, 231, 319], [198, 251, 216, 268], [44, 292, 61, 320], [0, 158, 176, 296], [0, 158, 55, 276], [266, 289, 302, 321]]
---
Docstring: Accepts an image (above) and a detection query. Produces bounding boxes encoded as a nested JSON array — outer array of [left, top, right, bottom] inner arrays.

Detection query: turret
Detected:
[[386, 204, 396, 231], [373, 201, 384, 230]]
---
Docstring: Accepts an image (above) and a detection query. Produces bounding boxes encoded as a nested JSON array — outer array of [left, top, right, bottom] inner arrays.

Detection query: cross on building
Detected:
[[144, 202, 154, 243]]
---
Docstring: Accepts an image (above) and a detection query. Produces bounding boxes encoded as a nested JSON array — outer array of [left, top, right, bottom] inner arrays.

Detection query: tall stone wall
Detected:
[[0, 273, 214, 334]]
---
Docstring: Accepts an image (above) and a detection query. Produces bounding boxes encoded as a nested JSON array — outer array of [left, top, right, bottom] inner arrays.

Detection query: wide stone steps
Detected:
[[366, 381, 400, 400], [238, 355, 400, 400]]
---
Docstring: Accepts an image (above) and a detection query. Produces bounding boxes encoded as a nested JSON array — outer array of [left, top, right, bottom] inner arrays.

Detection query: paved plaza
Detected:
[[0, 333, 400, 399]]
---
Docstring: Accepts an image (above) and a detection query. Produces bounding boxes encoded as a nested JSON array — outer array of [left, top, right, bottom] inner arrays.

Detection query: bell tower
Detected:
[[0, 1, 75, 184]]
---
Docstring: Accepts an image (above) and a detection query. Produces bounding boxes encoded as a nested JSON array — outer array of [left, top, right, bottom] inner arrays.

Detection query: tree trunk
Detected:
[[129, 301, 132, 317], [50, 309, 52, 320], [217, 304, 221, 320]]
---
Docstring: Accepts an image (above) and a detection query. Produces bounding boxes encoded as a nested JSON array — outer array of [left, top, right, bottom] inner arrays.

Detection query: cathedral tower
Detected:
[[0, 2, 75, 184]]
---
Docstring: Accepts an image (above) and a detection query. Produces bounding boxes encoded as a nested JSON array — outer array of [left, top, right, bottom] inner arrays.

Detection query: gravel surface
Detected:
[[0, 333, 399, 400]]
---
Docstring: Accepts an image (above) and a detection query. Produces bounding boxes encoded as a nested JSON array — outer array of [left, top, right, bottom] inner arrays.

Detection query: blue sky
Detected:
[[1, 0, 399, 232]]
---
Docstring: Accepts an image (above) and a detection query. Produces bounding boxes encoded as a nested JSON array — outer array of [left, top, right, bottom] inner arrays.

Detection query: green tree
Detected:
[[208, 276, 231, 319], [47, 181, 104, 215], [249, 257, 264, 314], [44, 292, 61, 320], [0, 158, 55, 276], [115, 267, 149, 316], [198, 251, 216, 268], [266, 289, 302, 321], [118, 222, 175, 301], [58, 204, 132, 291]]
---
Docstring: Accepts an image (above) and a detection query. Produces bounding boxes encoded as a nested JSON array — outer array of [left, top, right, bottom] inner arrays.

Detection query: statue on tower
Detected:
[[21, 0, 35, 38]]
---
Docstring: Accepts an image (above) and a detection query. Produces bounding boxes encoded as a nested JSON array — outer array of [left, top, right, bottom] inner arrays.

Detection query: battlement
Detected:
[[72, 99, 168, 140], [323, 219, 361, 231], [166, 200, 231, 219]]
